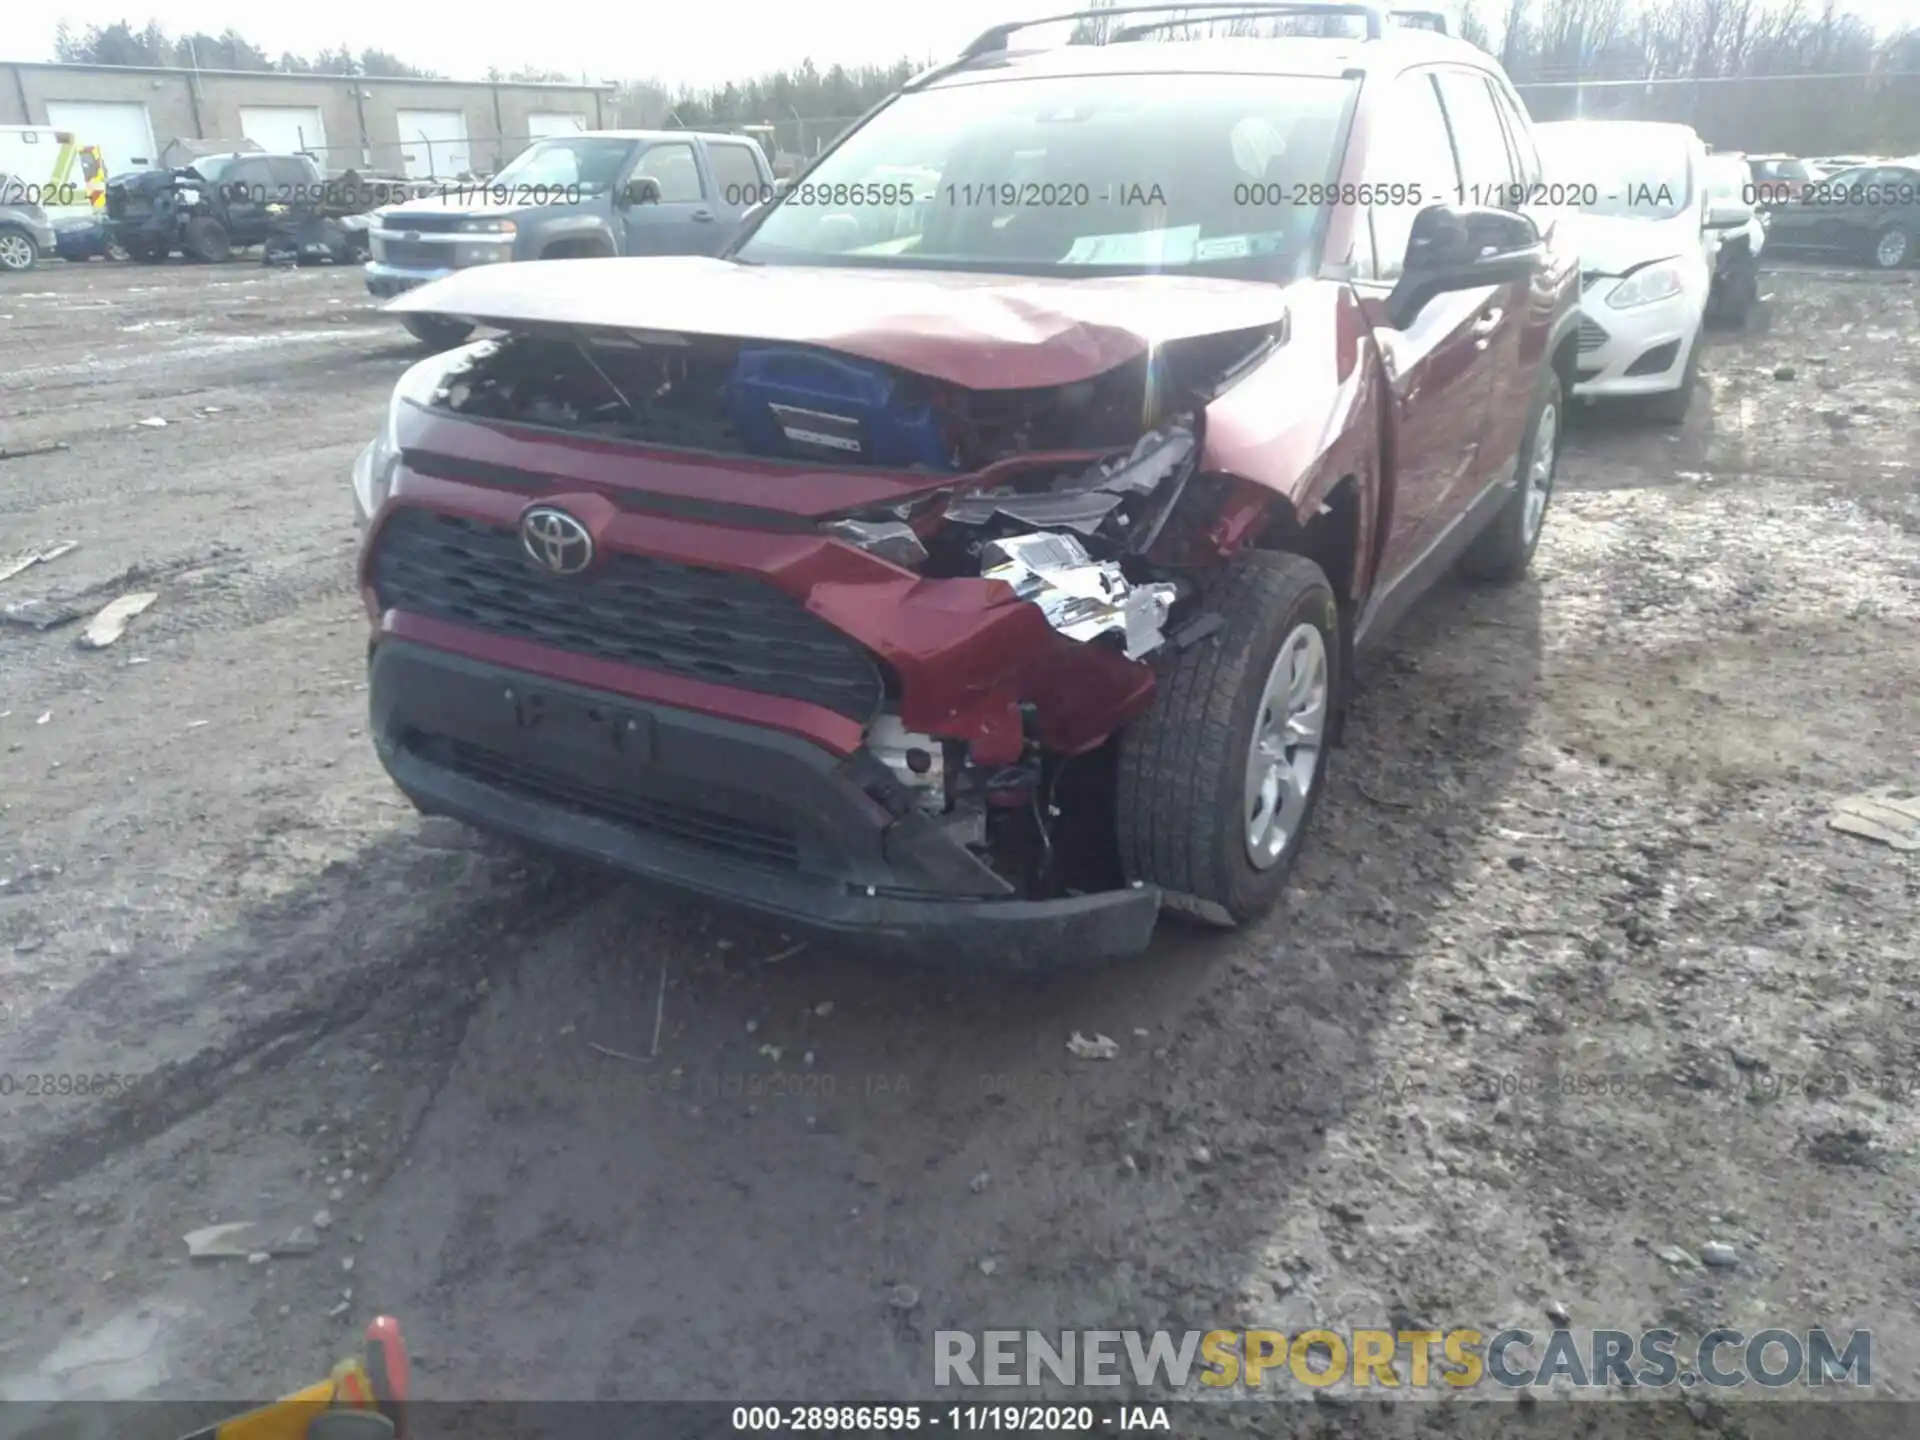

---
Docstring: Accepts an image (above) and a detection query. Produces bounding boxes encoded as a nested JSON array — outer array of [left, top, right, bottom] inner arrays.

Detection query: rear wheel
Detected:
[[1116, 550, 1340, 926], [1872, 225, 1912, 270], [400, 314, 475, 349], [183, 216, 232, 263], [0, 225, 39, 273]]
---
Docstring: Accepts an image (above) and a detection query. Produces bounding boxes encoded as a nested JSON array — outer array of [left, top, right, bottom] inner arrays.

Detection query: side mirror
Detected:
[[1707, 199, 1751, 229], [773, 177, 791, 197], [620, 175, 661, 207], [1386, 204, 1542, 329]]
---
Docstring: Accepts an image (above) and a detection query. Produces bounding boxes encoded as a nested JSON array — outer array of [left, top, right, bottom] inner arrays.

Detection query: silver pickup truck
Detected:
[[365, 129, 775, 346]]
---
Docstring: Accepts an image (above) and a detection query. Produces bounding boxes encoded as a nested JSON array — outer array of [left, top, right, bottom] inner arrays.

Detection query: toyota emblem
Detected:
[[519, 506, 594, 576]]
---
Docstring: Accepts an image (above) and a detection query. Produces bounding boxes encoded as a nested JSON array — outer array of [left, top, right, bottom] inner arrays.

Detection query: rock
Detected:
[[1119, 1154, 1139, 1176], [979, 1259, 997, 1276], [276, 1226, 319, 1255], [1700, 1242, 1739, 1269], [1771, 365, 1795, 381], [1657, 1246, 1697, 1267], [341, 1256, 355, 1273], [312, 1209, 333, 1231], [969, 1170, 991, 1194], [1191, 1146, 1213, 1167], [1271, 1273, 1295, 1296], [1067, 1031, 1120, 1060], [1546, 1300, 1570, 1324], [887, 1284, 920, 1311], [247, 1252, 270, 1266], [814, 1002, 834, 1017]]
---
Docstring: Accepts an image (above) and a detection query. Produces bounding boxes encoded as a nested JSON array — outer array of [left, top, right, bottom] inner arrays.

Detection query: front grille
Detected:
[[381, 213, 467, 234], [1577, 315, 1609, 353], [373, 236, 447, 269], [370, 508, 885, 721], [414, 732, 800, 871]]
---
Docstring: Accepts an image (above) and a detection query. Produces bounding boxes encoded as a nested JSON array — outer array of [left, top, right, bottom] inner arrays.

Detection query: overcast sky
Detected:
[[9, 0, 1919, 90]]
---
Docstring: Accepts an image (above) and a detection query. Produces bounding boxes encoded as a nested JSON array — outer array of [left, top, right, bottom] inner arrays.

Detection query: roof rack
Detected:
[[961, 1, 1394, 57], [1111, 4, 1396, 40]]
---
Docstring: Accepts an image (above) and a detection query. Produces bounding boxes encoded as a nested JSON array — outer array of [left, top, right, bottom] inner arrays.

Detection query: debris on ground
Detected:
[[2, 599, 84, 631], [136, 416, 168, 429], [1067, 1031, 1120, 1060], [0, 543, 77, 584], [76, 591, 159, 649], [0, 441, 71, 462], [1827, 791, 1920, 851], [886, 1284, 919, 1310], [1700, 1241, 1740, 1268], [183, 1221, 323, 1261]]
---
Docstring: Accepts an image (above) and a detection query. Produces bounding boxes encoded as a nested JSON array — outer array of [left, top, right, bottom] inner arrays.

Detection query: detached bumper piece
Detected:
[[369, 642, 1162, 964]]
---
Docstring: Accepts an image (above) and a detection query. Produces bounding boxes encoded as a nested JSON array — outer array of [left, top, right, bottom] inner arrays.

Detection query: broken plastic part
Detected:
[[865, 714, 948, 815], [822, 518, 928, 568], [980, 532, 1177, 661], [945, 424, 1198, 538]]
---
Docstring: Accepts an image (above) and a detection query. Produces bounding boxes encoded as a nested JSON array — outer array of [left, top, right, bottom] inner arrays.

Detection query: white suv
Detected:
[[1536, 120, 1716, 422]]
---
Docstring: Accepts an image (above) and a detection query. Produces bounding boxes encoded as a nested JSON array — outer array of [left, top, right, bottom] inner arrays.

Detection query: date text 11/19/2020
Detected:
[[729, 1405, 1172, 1432]]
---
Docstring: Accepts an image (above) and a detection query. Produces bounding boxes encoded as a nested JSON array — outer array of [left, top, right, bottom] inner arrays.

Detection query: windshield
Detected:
[[1537, 125, 1694, 220], [186, 157, 233, 183], [734, 73, 1358, 279], [490, 137, 633, 194]]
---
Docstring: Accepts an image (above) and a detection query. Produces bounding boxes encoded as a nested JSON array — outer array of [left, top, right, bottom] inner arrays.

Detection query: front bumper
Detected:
[[365, 260, 452, 298], [369, 640, 1163, 964], [1571, 286, 1702, 397]]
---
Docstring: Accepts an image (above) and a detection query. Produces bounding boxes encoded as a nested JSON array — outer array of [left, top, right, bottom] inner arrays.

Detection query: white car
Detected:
[[1536, 120, 1717, 422]]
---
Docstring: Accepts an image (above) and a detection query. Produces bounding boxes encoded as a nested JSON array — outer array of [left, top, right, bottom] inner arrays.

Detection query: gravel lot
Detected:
[[0, 256, 1915, 1427]]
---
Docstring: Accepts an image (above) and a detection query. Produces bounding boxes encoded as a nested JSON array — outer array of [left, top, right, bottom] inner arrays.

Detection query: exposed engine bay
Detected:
[[424, 325, 1272, 903]]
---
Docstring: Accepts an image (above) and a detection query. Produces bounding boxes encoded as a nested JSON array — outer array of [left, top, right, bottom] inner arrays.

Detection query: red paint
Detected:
[[389, 255, 1294, 390]]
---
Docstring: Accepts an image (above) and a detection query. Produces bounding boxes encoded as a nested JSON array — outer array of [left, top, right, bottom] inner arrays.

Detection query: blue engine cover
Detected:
[[725, 345, 954, 470]]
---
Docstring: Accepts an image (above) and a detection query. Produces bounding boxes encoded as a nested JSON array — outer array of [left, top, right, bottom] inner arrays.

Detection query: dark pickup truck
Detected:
[[364, 129, 775, 347], [107, 151, 327, 262]]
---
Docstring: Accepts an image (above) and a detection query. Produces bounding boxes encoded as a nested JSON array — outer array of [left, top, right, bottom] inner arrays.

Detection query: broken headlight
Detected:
[[352, 347, 481, 527], [945, 423, 1198, 546]]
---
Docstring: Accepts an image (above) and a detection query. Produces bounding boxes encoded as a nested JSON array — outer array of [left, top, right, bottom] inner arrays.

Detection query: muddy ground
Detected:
[[0, 256, 1915, 1432]]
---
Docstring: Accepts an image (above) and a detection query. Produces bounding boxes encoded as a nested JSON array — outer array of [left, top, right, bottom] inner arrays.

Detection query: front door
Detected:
[[1354, 68, 1500, 585], [618, 141, 717, 255]]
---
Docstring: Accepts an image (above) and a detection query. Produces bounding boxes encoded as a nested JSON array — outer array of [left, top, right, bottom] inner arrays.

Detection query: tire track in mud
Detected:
[[0, 844, 607, 1200]]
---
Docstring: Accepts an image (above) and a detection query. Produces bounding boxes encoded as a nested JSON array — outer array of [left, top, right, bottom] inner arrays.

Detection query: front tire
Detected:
[[1460, 371, 1561, 584], [0, 225, 39, 273], [1640, 329, 1702, 425], [401, 314, 475, 349], [183, 216, 232, 263], [1117, 551, 1340, 926]]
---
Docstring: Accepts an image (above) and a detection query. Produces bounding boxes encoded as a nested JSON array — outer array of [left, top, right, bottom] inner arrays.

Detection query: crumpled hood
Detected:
[[1561, 212, 1699, 278], [386, 255, 1296, 390]]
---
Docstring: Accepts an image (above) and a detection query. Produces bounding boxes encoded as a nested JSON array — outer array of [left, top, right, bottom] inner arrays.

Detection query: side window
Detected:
[[1435, 71, 1521, 201], [1360, 71, 1461, 282], [267, 157, 310, 192], [1487, 81, 1543, 189], [706, 144, 766, 204], [633, 143, 703, 203], [228, 158, 274, 194]]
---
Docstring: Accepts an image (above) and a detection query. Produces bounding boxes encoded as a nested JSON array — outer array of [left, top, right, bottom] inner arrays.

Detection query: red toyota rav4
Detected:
[[353, 2, 1579, 963]]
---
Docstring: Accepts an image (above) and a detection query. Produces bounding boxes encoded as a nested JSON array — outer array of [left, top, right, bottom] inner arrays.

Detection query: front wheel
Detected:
[[183, 216, 232, 263], [400, 314, 475, 349], [1116, 550, 1340, 926], [0, 225, 39, 273]]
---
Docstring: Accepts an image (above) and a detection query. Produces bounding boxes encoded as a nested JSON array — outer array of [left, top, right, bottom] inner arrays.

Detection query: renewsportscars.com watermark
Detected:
[[934, 1328, 1871, 1391]]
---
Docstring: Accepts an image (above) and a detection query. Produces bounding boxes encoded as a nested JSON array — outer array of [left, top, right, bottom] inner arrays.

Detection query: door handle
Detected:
[[1470, 307, 1504, 338], [691, 209, 714, 222]]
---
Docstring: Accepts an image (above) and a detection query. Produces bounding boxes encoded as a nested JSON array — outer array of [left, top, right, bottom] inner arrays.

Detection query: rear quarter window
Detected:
[[707, 144, 767, 205]]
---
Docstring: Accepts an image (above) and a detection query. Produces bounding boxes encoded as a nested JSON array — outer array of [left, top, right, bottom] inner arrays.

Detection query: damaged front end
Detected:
[[371, 305, 1276, 917]]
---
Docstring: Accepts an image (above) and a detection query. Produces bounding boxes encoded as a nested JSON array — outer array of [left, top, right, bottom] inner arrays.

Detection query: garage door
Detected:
[[42, 101, 157, 176], [527, 112, 585, 141], [239, 106, 326, 157], [396, 110, 470, 179]]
